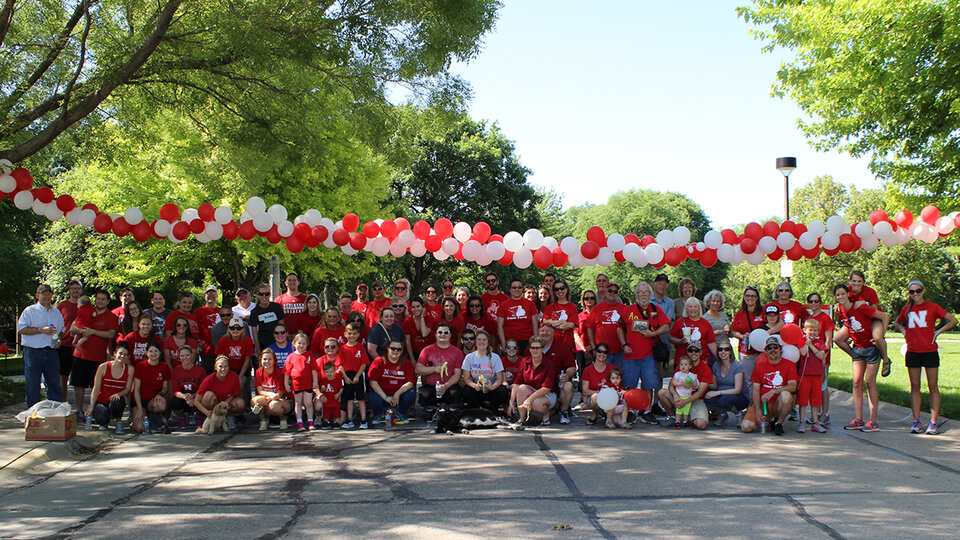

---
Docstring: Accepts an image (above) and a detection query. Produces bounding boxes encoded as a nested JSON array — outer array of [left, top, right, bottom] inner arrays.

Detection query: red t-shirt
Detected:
[[481, 291, 510, 319], [164, 310, 200, 337], [283, 351, 316, 392], [544, 342, 575, 372], [123, 331, 161, 364], [501, 354, 521, 385], [463, 312, 498, 339], [514, 356, 557, 390], [497, 297, 537, 341], [111, 305, 127, 322], [731, 310, 765, 355], [541, 301, 579, 350], [402, 316, 436, 354], [805, 310, 835, 364], [350, 300, 368, 317], [838, 303, 877, 349], [367, 356, 416, 395], [293, 313, 322, 337], [275, 292, 307, 334], [57, 299, 79, 347], [319, 371, 343, 407], [96, 362, 129, 404], [598, 380, 628, 406], [214, 335, 255, 373], [575, 310, 592, 352], [74, 309, 119, 363], [582, 362, 613, 391], [171, 364, 206, 395], [197, 372, 241, 402], [751, 355, 798, 400], [163, 336, 198, 365], [416, 344, 464, 386], [622, 304, 669, 359], [799, 338, 827, 376], [336, 342, 370, 373], [849, 285, 880, 306], [135, 360, 171, 401], [765, 300, 807, 326], [310, 325, 346, 356], [587, 302, 627, 354], [897, 302, 948, 354], [193, 306, 221, 356], [424, 302, 444, 320], [670, 317, 717, 359], [364, 297, 392, 328], [255, 366, 288, 398]]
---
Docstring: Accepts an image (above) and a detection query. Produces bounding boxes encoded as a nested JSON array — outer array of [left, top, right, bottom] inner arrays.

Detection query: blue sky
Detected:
[[449, 1, 879, 229]]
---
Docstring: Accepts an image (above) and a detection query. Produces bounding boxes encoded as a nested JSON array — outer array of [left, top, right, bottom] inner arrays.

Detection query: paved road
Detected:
[[2, 391, 958, 539]]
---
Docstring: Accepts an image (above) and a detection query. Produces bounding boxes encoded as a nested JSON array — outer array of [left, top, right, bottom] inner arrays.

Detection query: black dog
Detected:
[[434, 406, 522, 434]]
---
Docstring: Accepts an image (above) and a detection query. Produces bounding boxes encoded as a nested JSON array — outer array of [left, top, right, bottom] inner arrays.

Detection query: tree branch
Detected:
[[0, 0, 15, 48], [61, 0, 94, 115]]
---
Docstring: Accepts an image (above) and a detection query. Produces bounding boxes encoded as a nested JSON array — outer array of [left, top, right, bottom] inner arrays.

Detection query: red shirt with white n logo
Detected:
[[897, 302, 948, 354]]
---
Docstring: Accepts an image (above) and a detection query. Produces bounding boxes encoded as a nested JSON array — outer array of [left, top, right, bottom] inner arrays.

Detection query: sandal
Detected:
[[881, 358, 892, 377]]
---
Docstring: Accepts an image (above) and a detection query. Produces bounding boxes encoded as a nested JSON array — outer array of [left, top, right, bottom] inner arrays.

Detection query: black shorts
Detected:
[[340, 371, 367, 406], [70, 357, 100, 388], [905, 350, 940, 369], [58, 346, 75, 376]]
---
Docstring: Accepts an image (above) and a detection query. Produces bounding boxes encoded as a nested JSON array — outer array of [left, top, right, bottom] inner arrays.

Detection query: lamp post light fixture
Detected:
[[776, 157, 797, 221]]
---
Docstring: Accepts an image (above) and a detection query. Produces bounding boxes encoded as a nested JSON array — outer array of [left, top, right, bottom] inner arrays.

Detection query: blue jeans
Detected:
[[606, 352, 625, 370], [24, 346, 64, 406], [704, 393, 749, 412], [368, 388, 417, 417], [622, 355, 657, 389]]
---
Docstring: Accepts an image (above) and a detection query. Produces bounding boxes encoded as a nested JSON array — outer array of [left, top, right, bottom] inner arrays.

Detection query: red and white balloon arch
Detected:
[[1, 163, 957, 270]]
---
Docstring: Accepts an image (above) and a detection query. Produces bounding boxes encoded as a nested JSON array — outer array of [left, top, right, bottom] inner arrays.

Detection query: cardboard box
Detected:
[[25, 415, 76, 441]]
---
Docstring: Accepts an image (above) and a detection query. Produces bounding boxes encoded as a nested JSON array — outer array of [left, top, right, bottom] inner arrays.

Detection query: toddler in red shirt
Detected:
[[315, 361, 344, 429], [284, 333, 318, 431], [796, 319, 828, 433], [72, 295, 94, 348], [336, 322, 370, 429], [598, 368, 631, 430]]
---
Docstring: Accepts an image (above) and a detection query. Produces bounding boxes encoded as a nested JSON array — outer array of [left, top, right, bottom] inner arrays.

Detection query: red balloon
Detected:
[[624, 233, 641, 245], [743, 222, 763, 241], [223, 221, 240, 240], [823, 246, 840, 256], [498, 251, 514, 266], [739, 237, 757, 254], [11, 168, 33, 191], [869, 210, 889, 225], [780, 323, 804, 346], [786, 244, 804, 260], [586, 226, 606, 246], [581, 240, 600, 259], [624, 389, 650, 411], [33, 187, 54, 203], [839, 233, 859, 252], [699, 249, 718, 267], [794, 223, 808, 236], [294, 222, 311, 242], [189, 218, 205, 234], [82, 202, 99, 212], [286, 236, 305, 254], [332, 228, 350, 246], [720, 228, 737, 244], [955, 214, 960, 228], [413, 220, 431, 240], [533, 246, 553, 269], [311, 225, 328, 243], [393, 217, 410, 232], [379, 219, 397, 239], [239, 220, 257, 240], [425, 235, 442, 252], [664, 246, 687, 266], [803, 247, 820, 259], [762, 220, 780, 238], [488, 234, 504, 243], [639, 235, 655, 247], [93, 213, 113, 233], [349, 232, 366, 250], [920, 205, 940, 225], [132, 221, 151, 242], [197, 203, 215, 221], [342, 213, 360, 231], [552, 247, 568, 267], [362, 221, 380, 238], [651, 259, 666, 268], [172, 221, 191, 240], [472, 222, 492, 243], [768, 248, 784, 260], [434, 218, 453, 239], [780, 220, 797, 236], [55, 194, 76, 212], [614, 251, 627, 263], [265, 228, 282, 244], [0, 343, 8, 355], [160, 203, 180, 222], [895, 210, 914, 227], [111, 217, 131, 237], [453, 245, 464, 260], [687, 245, 700, 260]]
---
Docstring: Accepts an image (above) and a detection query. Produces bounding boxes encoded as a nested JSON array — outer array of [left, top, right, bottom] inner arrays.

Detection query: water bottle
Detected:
[[385, 409, 394, 429], [85, 415, 93, 431], [143, 416, 150, 435], [436, 380, 444, 399], [760, 401, 769, 433]]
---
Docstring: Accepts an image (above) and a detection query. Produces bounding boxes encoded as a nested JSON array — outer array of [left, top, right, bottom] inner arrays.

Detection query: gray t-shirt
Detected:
[[703, 312, 731, 348], [711, 360, 747, 397]]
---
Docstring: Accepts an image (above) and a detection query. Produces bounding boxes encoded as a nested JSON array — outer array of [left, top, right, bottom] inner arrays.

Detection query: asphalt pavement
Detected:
[[1, 388, 958, 540]]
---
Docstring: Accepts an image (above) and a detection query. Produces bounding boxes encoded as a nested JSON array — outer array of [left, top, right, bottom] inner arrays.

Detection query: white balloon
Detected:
[[44, 204, 63, 221], [776, 232, 796, 250], [341, 245, 358, 256], [873, 220, 894, 239], [153, 219, 171, 237], [826, 215, 847, 234], [476, 252, 493, 266], [371, 237, 390, 256], [0, 174, 15, 193], [567, 252, 585, 267], [781, 344, 800, 362], [195, 230, 210, 243], [322, 217, 336, 230], [717, 244, 734, 263], [630, 250, 648, 268], [240, 212, 252, 223], [304, 209, 323, 226], [854, 222, 874, 238], [205, 222, 224, 240], [32, 199, 47, 215], [731, 246, 745, 265], [622, 243, 642, 262], [486, 241, 506, 260], [746, 250, 766, 266], [409, 240, 427, 257], [65, 208, 82, 226], [673, 226, 691, 246], [807, 220, 826, 237], [503, 231, 524, 252], [215, 206, 234, 225], [13, 190, 33, 210], [749, 329, 770, 352], [124, 207, 143, 225], [361, 239, 374, 252], [323, 236, 337, 249], [442, 237, 460, 255], [596, 388, 618, 410], [597, 247, 615, 266], [798, 231, 819, 250], [267, 204, 287, 223], [656, 229, 675, 248], [253, 212, 273, 232], [644, 243, 664, 264], [758, 236, 777, 254], [432, 249, 449, 261], [560, 236, 579, 255], [896, 227, 912, 244], [900, 344, 908, 357], [396, 229, 416, 247], [181, 208, 199, 223], [522, 228, 544, 250], [513, 249, 533, 269], [462, 240, 482, 261], [920, 223, 938, 243], [389, 240, 407, 257], [246, 196, 266, 216], [821, 232, 840, 251], [861, 236, 879, 251], [704, 230, 723, 250], [277, 220, 294, 238], [606, 233, 625, 252], [543, 236, 559, 251], [453, 222, 472, 243], [936, 216, 955, 235], [695, 241, 706, 252], [881, 234, 899, 248]]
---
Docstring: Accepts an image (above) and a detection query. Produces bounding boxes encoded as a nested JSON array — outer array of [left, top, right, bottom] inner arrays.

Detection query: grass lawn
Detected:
[[0, 355, 23, 377], [828, 331, 960, 420]]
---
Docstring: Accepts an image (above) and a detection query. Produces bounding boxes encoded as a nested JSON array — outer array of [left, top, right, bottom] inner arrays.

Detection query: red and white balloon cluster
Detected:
[[2, 162, 957, 269]]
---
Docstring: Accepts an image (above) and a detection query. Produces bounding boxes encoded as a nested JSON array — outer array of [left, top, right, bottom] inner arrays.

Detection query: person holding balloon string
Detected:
[[804, 292, 835, 425], [848, 270, 893, 377]]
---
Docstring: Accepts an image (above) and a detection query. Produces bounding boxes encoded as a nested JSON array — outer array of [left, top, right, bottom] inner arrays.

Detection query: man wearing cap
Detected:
[[274, 272, 306, 333], [740, 336, 797, 436], [656, 340, 713, 429], [147, 291, 172, 338], [364, 280, 391, 328], [194, 286, 222, 365], [650, 274, 675, 322], [233, 288, 253, 322], [56, 279, 84, 400], [539, 325, 576, 424], [351, 283, 370, 318], [17, 284, 66, 407]]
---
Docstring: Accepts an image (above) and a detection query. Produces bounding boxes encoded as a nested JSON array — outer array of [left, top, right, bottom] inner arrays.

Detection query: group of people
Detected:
[[16, 268, 955, 436]]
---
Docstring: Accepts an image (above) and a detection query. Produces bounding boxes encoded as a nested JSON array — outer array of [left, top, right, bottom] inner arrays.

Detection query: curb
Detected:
[[0, 429, 125, 478]]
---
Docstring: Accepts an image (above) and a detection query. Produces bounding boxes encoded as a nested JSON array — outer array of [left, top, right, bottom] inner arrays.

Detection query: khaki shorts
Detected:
[[688, 399, 708, 423]]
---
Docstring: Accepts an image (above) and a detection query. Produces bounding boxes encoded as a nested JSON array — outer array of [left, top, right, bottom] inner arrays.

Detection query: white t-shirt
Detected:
[[461, 351, 504, 384], [672, 371, 700, 398]]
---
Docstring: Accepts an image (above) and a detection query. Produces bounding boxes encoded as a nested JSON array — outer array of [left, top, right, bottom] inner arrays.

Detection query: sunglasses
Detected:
[[506, 345, 518, 350], [608, 289, 619, 295], [324, 344, 337, 349], [583, 296, 596, 301], [389, 346, 403, 352], [765, 345, 781, 350], [436, 330, 451, 335], [394, 285, 406, 290], [468, 304, 482, 309], [595, 349, 608, 355], [554, 286, 567, 291], [510, 285, 523, 290], [372, 285, 384, 290], [688, 348, 701, 352], [391, 305, 405, 310], [485, 278, 498, 283], [776, 289, 790, 293], [808, 299, 821, 304], [273, 330, 286, 334], [426, 290, 437, 294], [528, 345, 543, 350], [462, 336, 475, 341], [230, 326, 244, 331], [176, 323, 188, 327], [908, 288, 924, 294], [718, 347, 732, 352], [442, 285, 454, 289], [258, 292, 270, 296], [220, 313, 232, 318]]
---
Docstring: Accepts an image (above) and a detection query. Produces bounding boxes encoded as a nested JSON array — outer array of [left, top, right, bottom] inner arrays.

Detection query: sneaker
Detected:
[[179, 416, 187, 430], [910, 420, 924, 434], [279, 419, 288, 430], [605, 419, 616, 429], [861, 421, 880, 432], [341, 421, 355, 429], [735, 410, 745, 428], [661, 416, 676, 427], [225, 416, 236, 431], [843, 419, 865, 430], [297, 421, 306, 432], [819, 413, 830, 426], [259, 419, 269, 431], [713, 411, 728, 428], [925, 421, 938, 435], [639, 411, 660, 425], [810, 423, 827, 433], [115, 421, 124, 434], [394, 411, 409, 425], [673, 420, 683, 430], [251, 402, 263, 415], [618, 422, 632, 430], [330, 422, 341, 429], [773, 422, 785, 436], [796, 422, 806, 433], [786, 407, 799, 421], [359, 421, 369, 430], [423, 409, 436, 422], [371, 415, 383, 425], [559, 410, 571, 424], [307, 420, 316, 431], [684, 420, 695, 429]]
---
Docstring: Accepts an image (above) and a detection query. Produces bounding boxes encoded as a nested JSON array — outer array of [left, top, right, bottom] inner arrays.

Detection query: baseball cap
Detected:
[[36, 284, 53, 294], [687, 340, 702, 351], [236, 287, 249, 296], [654, 273, 669, 283], [228, 319, 244, 329], [68, 279, 83, 288], [205, 285, 218, 293], [356, 283, 368, 290], [765, 336, 781, 347], [765, 305, 780, 314]]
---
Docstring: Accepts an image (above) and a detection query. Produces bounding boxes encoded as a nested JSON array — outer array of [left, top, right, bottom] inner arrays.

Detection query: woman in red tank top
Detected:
[[87, 342, 135, 430]]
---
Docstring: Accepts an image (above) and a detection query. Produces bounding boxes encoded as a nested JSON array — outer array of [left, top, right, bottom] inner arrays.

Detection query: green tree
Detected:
[[739, 0, 960, 204]]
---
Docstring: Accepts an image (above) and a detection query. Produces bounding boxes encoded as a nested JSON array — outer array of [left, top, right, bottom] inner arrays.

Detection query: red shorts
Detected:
[[797, 375, 823, 407], [321, 405, 341, 419]]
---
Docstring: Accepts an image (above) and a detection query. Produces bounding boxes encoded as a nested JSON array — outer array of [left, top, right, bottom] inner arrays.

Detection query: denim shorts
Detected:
[[851, 346, 880, 364]]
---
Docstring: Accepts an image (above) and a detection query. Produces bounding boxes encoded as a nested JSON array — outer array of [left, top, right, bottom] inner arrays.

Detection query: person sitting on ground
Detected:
[[461, 330, 508, 411], [170, 346, 206, 430], [131, 341, 171, 433], [367, 338, 416, 424], [704, 342, 749, 427], [500, 339, 522, 385], [196, 355, 246, 430], [507, 336, 557, 426], [252, 348, 292, 431], [740, 337, 798, 436], [415, 321, 465, 419], [656, 340, 713, 430], [581, 343, 614, 426], [86, 342, 135, 433], [539, 324, 576, 424]]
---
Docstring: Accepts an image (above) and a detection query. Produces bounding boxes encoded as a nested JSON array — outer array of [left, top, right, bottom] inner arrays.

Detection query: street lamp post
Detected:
[[776, 157, 797, 221]]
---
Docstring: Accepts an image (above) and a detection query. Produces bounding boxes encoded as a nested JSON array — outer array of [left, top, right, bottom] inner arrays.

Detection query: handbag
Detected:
[[652, 339, 670, 365]]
